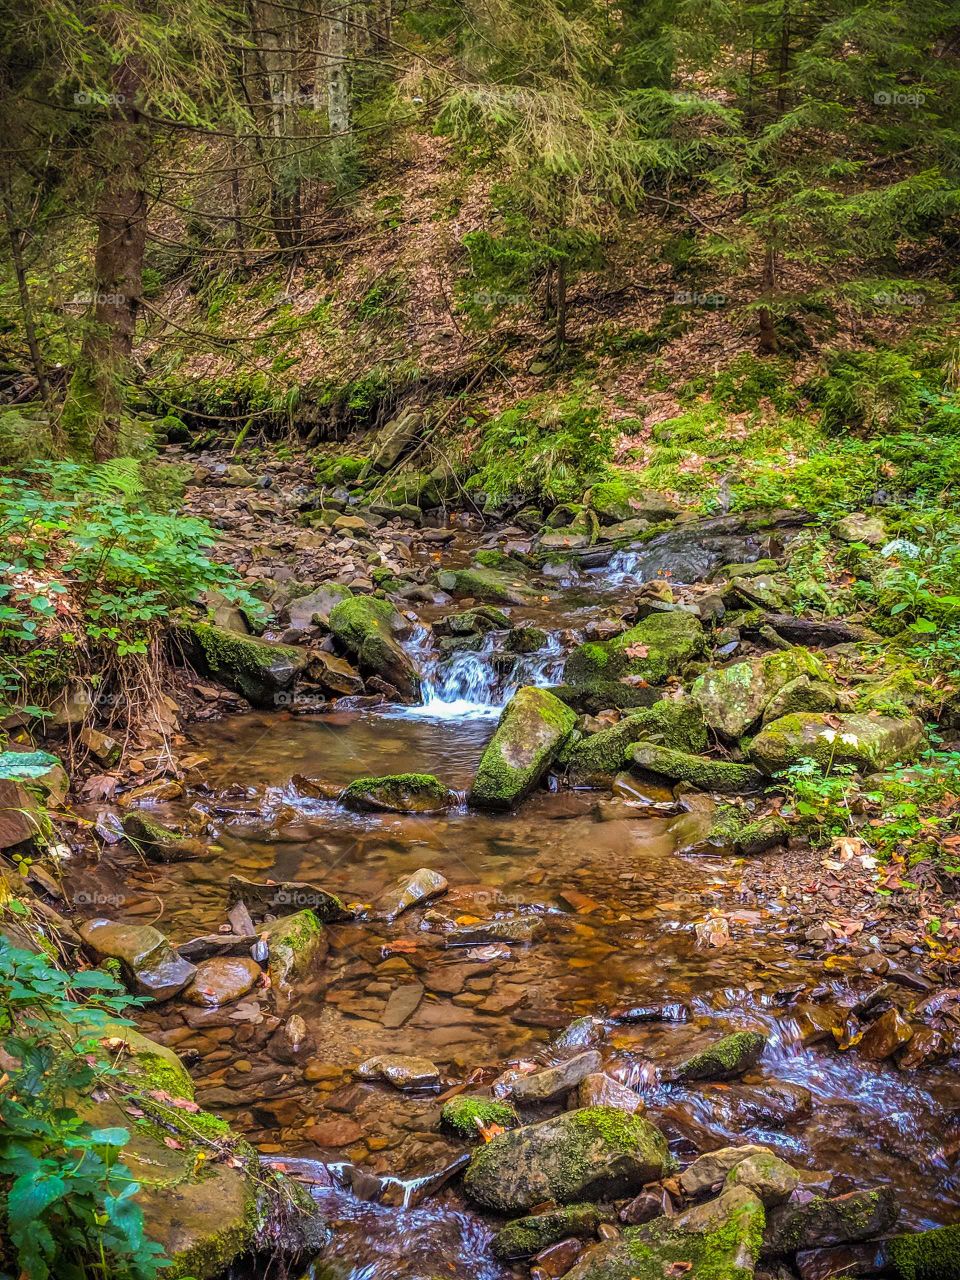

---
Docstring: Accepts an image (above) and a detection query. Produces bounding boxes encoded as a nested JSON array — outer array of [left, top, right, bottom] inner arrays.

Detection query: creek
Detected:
[[68, 523, 960, 1278]]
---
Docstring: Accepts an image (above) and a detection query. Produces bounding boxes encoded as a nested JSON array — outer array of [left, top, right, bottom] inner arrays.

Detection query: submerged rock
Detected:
[[577, 1072, 645, 1114], [227, 874, 348, 922], [357, 1054, 440, 1089], [444, 915, 544, 946], [564, 1184, 765, 1280], [669, 1031, 768, 1082], [78, 919, 196, 1001], [565, 697, 708, 786], [564, 610, 706, 691], [122, 811, 209, 862], [749, 712, 924, 775], [691, 648, 829, 739], [328, 595, 419, 699], [464, 1107, 672, 1212], [680, 804, 791, 856], [182, 622, 307, 706], [470, 686, 577, 810], [341, 773, 453, 815], [502, 1050, 603, 1104], [628, 743, 764, 794], [372, 867, 448, 921]]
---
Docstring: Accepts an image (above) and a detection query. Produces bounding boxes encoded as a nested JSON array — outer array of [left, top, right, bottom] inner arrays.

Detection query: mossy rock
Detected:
[[435, 605, 511, 637], [440, 1095, 519, 1139], [122, 811, 209, 863], [283, 582, 354, 630], [764, 1186, 898, 1253], [762, 675, 841, 723], [886, 1223, 960, 1280], [316, 454, 366, 484], [469, 686, 577, 811], [504, 625, 549, 654], [691, 648, 829, 739], [464, 1106, 672, 1212], [549, 682, 665, 715], [670, 1031, 768, 1082], [628, 743, 764, 794], [261, 909, 326, 988], [749, 712, 925, 776], [183, 622, 307, 707], [682, 805, 791, 857], [564, 1185, 764, 1280], [565, 697, 708, 787], [586, 476, 681, 526], [492, 1203, 600, 1260], [328, 595, 419, 699], [341, 773, 453, 814], [436, 565, 539, 606], [713, 558, 779, 580], [564, 610, 706, 689]]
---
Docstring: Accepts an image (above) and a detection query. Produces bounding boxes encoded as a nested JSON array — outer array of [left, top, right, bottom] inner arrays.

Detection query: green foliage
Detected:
[[466, 389, 614, 507], [781, 751, 960, 871], [814, 351, 927, 435], [0, 462, 259, 715], [0, 940, 166, 1279]]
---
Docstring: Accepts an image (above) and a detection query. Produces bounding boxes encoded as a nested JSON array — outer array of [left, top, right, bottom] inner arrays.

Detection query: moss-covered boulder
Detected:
[[763, 1187, 898, 1253], [469, 686, 577, 810], [749, 712, 925, 776], [340, 773, 453, 814], [261, 909, 326, 988], [586, 476, 681, 526], [678, 804, 791, 857], [885, 1223, 960, 1279], [492, 1204, 601, 1260], [691, 648, 829, 739], [0, 749, 68, 848], [565, 697, 708, 786], [436, 565, 539, 605], [183, 623, 307, 707], [628, 743, 764, 794], [440, 1095, 520, 1139], [564, 1185, 765, 1280], [282, 582, 353, 630], [762, 674, 842, 723], [435, 605, 511, 637], [669, 1031, 768, 1082], [328, 595, 419, 699], [564, 611, 706, 691], [122, 811, 209, 862], [463, 1107, 672, 1212]]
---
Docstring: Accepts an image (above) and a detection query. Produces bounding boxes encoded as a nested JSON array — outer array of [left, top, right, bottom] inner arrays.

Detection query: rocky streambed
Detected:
[[40, 451, 960, 1279]]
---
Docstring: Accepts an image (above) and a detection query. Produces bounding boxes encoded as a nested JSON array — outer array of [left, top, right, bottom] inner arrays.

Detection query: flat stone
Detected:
[[381, 981, 424, 1028], [357, 1054, 440, 1090], [78, 919, 196, 1001], [374, 868, 449, 921], [182, 956, 262, 1007], [504, 1051, 602, 1104]]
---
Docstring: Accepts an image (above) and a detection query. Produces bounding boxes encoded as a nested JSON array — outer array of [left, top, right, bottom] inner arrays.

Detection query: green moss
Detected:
[[622, 1191, 764, 1280], [341, 772, 451, 813], [263, 909, 324, 986], [628, 743, 764, 794], [491, 1204, 600, 1260], [186, 622, 305, 705], [695, 805, 791, 856], [565, 611, 706, 688], [470, 686, 577, 810], [565, 698, 707, 784], [674, 1031, 767, 1082], [887, 1224, 960, 1280], [316, 454, 366, 484], [440, 1095, 519, 1138], [436, 565, 536, 605]]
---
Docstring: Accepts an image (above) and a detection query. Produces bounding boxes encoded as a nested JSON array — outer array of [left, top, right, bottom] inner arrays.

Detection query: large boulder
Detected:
[[691, 648, 829, 739], [628, 743, 764, 794], [586, 477, 681, 526], [327, 596, 419, 699], [282, 582, 353, 630], [564, 611, 706, 693], [764, 1187, 898, 1253], [463, 1107, 672, 1212], [340, 773, 453, 814], [565, 697, 707, 786], [182, 623, 307, 707], [470, 687, 576, 810], [884, 1223, 960, 1280], [564, 1185, 765, 1280], [0, 749, 68, 849], [364, 407, 423, 471], [749, 712, 925, 776], [78, 919, 196, 1001]]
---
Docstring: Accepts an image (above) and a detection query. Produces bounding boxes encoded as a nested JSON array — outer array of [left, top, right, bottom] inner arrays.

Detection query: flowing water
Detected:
[[70, 525, 960, 1277]]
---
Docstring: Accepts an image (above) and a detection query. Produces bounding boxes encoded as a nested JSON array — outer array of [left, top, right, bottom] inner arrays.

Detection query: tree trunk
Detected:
[[1, 173, 56, 426], [65, 60, 148, 460], [757, 243, 779, 354], [327, 1, 351, 138]]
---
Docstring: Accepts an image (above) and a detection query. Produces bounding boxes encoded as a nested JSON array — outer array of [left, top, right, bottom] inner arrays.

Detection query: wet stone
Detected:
[[357, 1055, 441, 1090], [182, 956, 263, 1007], [381, 981, 425, 1028]]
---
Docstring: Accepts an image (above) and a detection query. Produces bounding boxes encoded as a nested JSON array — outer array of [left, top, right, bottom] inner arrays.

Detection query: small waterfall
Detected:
[[401, 627, 565, 719]]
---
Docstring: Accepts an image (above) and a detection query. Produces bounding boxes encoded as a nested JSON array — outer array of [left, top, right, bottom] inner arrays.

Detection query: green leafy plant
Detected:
[[0, 940, 167, 1279]]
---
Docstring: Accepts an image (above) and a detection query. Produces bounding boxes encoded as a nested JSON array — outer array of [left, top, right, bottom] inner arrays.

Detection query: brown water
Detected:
[[68, 527, 960, 1277]]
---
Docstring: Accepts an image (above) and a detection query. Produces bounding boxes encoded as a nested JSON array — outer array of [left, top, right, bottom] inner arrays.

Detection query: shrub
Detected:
[[815, 350, 925, 435]]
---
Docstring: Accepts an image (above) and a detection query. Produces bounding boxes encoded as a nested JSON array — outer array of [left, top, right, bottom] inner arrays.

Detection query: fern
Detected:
[[88, 458, 145, 503]]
